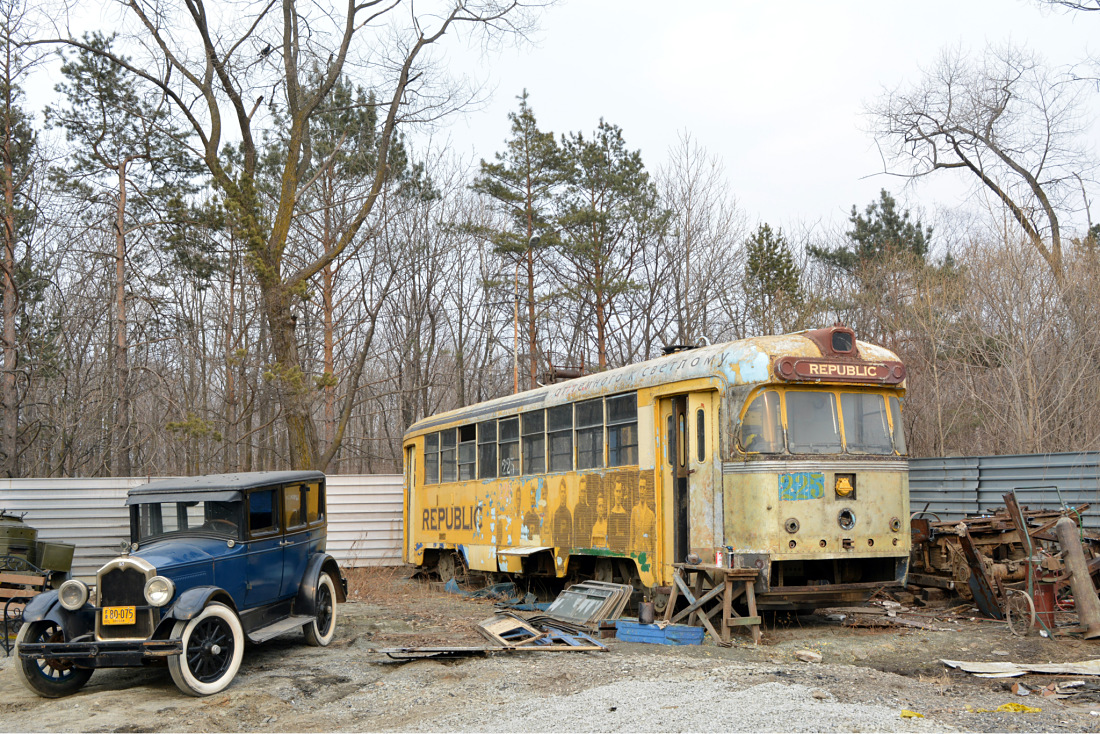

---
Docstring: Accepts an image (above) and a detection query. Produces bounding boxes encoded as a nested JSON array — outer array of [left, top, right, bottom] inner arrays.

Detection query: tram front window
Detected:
[[841, 392, 893, 454], [739, 391, 783, 453], [786, 391, 842, 454]]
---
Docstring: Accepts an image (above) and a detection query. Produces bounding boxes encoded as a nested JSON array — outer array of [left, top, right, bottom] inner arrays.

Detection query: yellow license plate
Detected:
[[102, 606, 136, 625]]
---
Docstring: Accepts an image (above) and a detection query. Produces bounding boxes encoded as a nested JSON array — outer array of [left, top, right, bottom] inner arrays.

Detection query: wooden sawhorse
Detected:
[[662, 564, 762, 644]]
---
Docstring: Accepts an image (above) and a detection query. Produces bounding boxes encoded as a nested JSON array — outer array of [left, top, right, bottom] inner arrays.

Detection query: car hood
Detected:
[[134, 536, 235, 572]]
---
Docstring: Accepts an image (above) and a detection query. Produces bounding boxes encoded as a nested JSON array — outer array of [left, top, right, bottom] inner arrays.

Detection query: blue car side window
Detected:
[[249, 489, 279, 536]]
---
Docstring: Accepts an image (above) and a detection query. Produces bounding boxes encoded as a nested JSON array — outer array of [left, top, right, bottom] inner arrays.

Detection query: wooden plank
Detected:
[[0, 573, 47, 587], [725, 616, 762, 627], [671, 583, 724, 624], [745, 578, 761, 644]]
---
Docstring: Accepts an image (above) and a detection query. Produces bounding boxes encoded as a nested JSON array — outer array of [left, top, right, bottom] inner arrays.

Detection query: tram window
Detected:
[[696, 408, 706, 462], [607, 393, 638, 467], [499, 417, 519, 477], [666, 414, 675, 465], [424, 432, 440, 484], [478, 420, 497, 479], [786, 391, 842, 454], [840, 393, 892, 454], [522, 410, 546, 474], [889, 396, 907, 454], [457, 424, 476, 480], [678, 412, 686, 467], [576, 398, 604, 470], [547, 404, 573, 472], [739, 391, 783, 454], [440, 429, 457, 482]]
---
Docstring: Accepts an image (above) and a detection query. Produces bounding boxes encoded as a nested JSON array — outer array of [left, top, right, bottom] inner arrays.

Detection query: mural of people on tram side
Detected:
[[629, 472, 656, 557], [521, 482, 541, 543], [551, 478, 572, 548], [573, 474, 599, 547], [590, 492, 608, 548], [608, 470, 634, 552]]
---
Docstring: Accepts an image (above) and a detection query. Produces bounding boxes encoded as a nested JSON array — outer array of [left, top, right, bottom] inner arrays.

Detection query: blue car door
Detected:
[[244, 488, 283, 609], [279, 484, 311, 598]]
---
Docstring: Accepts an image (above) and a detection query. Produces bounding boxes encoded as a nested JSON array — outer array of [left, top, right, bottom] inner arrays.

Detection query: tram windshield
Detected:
[[740, 389, 905, 456]]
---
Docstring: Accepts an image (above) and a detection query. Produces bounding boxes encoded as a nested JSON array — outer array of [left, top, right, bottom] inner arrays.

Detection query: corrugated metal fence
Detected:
[[0, 475, 403, 581], [909, 453, 1100, 530]]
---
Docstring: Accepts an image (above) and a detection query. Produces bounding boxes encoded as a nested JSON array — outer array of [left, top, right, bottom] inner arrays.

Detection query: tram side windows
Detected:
[[522, 410, 546, 474], [607, 393, 638, 467], [441, 429, 457, 482], [840, 393, 893, 454], [739, 391, 784, 454], [576, 398, 605, 470], [478, 420, 498, 479], [786, 392, 842, 454], [424, 432, 440, 484], [888, 396, 907, 454], [696, 408, 706, 462], [499, 417, 519, 477], [457, 424, 477, 480], [547, 404, 573, 471]]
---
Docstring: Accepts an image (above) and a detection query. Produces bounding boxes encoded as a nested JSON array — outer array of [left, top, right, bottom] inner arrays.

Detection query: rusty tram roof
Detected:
[[404, 331, 903, 439]]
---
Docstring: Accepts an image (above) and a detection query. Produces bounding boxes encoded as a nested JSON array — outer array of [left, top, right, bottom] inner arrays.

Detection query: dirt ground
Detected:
[[4, 568, 1100, 732]]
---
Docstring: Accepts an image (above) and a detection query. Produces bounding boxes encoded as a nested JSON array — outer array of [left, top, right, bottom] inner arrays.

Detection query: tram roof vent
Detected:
[[803, 323, 858, 357], [661, 344, 696, 356]]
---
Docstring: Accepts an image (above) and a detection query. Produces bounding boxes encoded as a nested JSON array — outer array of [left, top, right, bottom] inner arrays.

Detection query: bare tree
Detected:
[[34, 0, 539, 470], [870, 43, 1096, 287]]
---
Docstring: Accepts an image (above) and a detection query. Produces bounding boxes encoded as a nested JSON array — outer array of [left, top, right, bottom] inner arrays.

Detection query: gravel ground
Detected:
[[3, 569, 1100, 732]]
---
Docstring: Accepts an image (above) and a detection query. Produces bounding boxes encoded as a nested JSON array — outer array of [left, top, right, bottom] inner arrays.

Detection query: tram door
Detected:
[[660, 396, 691, 564], [660, 391, 719, 565]]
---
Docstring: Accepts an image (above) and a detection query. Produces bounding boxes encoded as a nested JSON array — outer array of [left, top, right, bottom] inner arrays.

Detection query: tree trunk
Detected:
[[261, 285, 318, 469], [113, 160, 131, 477], [1, 101, 17, 477]]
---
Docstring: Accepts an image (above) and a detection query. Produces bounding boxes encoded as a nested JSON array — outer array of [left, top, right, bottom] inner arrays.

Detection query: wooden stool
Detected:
[[663, 564, 761, 644]]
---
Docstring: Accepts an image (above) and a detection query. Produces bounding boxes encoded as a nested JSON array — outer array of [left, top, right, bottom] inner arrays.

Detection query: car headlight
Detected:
[[144, 576, 175, 607], [58, 579, 89, 610]]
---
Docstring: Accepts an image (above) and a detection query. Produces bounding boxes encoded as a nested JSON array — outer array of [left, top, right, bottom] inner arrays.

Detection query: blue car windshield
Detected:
[[136, 500, 241, 541]]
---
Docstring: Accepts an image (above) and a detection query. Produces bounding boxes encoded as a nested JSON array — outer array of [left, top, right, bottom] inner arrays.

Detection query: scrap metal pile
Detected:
[[908, 491, 1100, 636]]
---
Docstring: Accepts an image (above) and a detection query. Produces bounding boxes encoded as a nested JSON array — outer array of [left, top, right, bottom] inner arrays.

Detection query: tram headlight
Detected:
[[835, 474, 855, 498], [838, 508, 856, 531], [58, 579, 89, 610]]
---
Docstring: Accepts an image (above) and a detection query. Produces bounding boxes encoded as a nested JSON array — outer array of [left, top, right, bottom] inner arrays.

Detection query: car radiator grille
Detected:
[[96, 566, 154, 640]]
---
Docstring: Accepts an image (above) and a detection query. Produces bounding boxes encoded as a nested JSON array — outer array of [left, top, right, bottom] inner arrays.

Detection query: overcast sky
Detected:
[[26, 1, 1100, 238], [443, 0, 1099, 233]]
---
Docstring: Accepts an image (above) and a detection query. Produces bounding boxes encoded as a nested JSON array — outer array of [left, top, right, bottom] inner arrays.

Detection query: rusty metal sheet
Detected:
[[957, 525, 1003, 620]]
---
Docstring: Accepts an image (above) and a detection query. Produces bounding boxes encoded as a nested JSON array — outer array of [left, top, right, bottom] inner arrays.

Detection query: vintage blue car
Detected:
[[15, 471, 346, 697]]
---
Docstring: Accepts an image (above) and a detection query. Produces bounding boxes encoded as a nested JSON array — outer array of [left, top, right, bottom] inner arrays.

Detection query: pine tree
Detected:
[[472, 90, 567, 389], [556, 120, 666, 370], [47, 32, 199, 476], [744, 223, 801, 335], [811, 189, 930, 271]]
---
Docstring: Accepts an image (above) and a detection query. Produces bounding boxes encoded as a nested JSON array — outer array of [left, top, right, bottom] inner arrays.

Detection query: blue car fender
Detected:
[[21, 590, 95, 640], [295, 553, 346, 616], [162, 586, 237, 623]]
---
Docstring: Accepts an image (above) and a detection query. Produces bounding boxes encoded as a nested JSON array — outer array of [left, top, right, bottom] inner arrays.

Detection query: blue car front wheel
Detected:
[[168, 602, 244, 696]]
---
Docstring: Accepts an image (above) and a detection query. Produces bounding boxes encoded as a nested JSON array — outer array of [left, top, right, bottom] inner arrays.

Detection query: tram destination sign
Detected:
[[774, 357, 905, 384]]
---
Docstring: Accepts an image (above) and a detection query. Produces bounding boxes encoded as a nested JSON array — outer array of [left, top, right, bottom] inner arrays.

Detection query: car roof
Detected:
[[125, 471, 325, 505]]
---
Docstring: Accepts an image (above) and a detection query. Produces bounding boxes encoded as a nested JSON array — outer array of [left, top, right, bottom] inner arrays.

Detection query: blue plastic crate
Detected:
[[614, 619, 705, 645]]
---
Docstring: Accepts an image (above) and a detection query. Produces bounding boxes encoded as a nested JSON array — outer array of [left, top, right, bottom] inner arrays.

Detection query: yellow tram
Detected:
[[401, 325, 910, 609]]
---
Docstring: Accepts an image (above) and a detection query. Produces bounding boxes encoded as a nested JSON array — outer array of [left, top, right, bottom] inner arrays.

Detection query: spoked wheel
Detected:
[[1005, 589, 1037, 637], [15, 621, 93, 698], [437, 551, 466, 583], [303, 573, 337, 647], [168, 602, 244, 696]]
